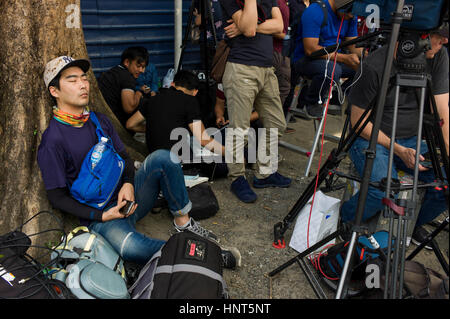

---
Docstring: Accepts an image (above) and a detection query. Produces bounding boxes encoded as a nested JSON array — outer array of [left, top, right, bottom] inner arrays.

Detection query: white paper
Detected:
[[184, 175, 209, 188], [289, 191, 340, 254]]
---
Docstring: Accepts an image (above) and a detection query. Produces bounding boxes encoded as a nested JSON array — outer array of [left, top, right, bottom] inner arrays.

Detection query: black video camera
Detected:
[[335, 0, 447, 31]]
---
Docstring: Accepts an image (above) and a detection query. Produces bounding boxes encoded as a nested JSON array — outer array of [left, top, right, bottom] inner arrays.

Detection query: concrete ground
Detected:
[[136, 108, 449, 299]]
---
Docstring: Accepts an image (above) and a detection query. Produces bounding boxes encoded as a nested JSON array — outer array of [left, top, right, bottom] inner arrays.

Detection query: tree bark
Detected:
[[0, 0, 148, 244]]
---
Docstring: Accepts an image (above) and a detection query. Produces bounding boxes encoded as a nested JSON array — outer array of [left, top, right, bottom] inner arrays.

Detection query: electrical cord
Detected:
[[306, 15, 345, 272], [317, 35, 366, 106]]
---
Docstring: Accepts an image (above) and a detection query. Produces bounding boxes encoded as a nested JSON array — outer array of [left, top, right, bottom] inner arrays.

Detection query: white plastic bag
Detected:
[[162, 68, 175, 88], [289, 191, 340, 254]]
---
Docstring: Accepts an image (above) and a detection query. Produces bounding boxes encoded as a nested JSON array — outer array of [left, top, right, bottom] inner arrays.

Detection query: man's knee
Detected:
[[144, 149, 181, 170]]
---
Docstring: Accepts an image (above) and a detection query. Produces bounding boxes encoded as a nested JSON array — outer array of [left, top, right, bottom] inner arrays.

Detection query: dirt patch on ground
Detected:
[[136, 112, 449, 299]]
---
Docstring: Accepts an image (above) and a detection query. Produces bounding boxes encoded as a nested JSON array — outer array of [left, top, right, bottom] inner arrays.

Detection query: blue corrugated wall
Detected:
[[81, 0, 201, 79]]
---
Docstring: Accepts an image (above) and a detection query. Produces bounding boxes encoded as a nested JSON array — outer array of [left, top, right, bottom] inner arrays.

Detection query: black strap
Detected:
[[311, 0, 328, 28]]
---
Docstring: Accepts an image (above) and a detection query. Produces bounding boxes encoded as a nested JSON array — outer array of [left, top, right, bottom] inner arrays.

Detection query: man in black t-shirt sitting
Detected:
[[97, 46, 150, 134], [340, 29, 449, 247], [126, 70, 225, 160]]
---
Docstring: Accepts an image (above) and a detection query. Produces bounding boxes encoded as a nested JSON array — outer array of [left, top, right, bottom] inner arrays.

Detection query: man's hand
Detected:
[[101, 182, 138, 222], [140, 85, 151, 94], [102, 201, 126, 222], [102, 200, 135, 222], [216, 115, 229, 127], [224, 19, 242, 38], [396, 145, 429, 171], [343, 53, 360, 70], [118, 182, 135, 204]]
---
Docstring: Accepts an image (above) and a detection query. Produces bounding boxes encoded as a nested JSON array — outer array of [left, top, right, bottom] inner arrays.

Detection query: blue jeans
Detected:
[[293, 57, 355, 105], [89, 149, 192, 264], [341, 136, 447, 227]]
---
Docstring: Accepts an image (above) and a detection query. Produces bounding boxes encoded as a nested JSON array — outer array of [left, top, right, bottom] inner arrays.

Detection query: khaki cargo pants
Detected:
[[222, 62, 287, 180]]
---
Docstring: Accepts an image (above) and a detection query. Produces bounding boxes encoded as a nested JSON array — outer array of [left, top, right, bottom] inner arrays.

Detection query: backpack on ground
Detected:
[[399, 260, 448, 299], [50, 226, 129, 299], [0, 211, 73, 299], [156, 165, 221, 220], [187, 183, 220, 220], [70, 112, 125, 210], [129, 230, 228, 299], [314, 230, 393, 295]]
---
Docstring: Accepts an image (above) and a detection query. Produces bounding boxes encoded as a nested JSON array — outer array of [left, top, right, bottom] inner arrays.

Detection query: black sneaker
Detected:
[[221, 247, 242, 269], [174, 218, 220, 244], [304, 104, 323, 119], [411, 226, 433, 250], [327, 104, 342, 116]]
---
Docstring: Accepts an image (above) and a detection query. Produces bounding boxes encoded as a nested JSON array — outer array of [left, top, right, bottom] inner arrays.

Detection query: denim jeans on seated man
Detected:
[[293, 57, 355, 118], [340, 136, 447, 228], [89, 149, 191, 264]]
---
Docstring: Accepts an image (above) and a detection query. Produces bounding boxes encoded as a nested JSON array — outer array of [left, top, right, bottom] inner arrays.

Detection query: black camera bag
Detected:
[[129, 230, 228, 299]]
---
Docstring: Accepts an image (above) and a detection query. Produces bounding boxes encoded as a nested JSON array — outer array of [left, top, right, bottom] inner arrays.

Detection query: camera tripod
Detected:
[[177, 0, 217, 75], [177, 0, 218, 127], [269, 0, 449, 299]]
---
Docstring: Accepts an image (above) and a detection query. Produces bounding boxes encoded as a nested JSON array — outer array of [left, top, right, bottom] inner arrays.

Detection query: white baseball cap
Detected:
[[44, 56, 90, 89]]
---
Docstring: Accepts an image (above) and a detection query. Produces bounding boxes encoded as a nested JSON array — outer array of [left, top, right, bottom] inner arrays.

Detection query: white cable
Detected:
[[318, 47, 332, 105], [318, 44, 365, 106], [338, 51, 364, 105]]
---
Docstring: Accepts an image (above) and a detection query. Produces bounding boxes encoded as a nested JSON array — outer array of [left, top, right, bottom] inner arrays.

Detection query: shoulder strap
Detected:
[[88, 112, 106, 141], [311, 0, 328, 28]]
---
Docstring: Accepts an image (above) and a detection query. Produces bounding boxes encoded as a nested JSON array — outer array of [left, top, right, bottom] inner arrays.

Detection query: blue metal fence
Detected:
[[81, 0, 201, 79]]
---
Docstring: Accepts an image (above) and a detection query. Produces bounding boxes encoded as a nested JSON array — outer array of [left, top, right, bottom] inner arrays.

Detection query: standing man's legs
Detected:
[[222, 62, 261, 202], [253, 66, 288, 180]]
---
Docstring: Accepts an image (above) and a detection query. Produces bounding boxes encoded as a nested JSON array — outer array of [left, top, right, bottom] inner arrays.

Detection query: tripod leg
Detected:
[[177, 0, 196, 73], [269, 230, 340, 277], [395, 86, 427, 298], [407, 217, 449, 275], [335, 0, 406, 299], [305, 112, 327, 177], [383, 82, 401, 298], [273, 106, 373, 247]]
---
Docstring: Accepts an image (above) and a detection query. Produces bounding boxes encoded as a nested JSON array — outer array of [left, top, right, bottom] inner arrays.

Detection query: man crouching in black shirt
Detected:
[[98, 46, 150, 134], [126, 70, 225, 159]]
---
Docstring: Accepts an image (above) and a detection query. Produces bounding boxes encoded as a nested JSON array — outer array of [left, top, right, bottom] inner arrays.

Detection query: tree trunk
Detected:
[[0, 0, 148, 245]]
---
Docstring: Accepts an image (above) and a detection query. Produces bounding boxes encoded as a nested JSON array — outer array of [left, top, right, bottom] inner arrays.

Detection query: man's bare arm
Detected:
[[121, 89, 143, 114], [434, 93, 449, 156], [303, 37, 360, 70], [230, 0, 258, 37], [351, 104, 428, 171], [255, 7, 283, 35]]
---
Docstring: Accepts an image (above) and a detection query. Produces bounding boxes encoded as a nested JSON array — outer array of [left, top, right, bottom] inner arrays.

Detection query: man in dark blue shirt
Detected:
[[38, 56, 239, 267], [291, 0, 361, 118], [219, 0, 292, 204]]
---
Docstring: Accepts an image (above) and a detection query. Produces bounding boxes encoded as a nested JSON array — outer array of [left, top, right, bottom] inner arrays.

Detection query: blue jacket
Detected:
[[135, 63, 159, 93]]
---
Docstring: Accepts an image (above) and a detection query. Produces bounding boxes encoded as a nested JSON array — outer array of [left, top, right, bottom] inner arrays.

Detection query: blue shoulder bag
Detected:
[[70, 112, 125, 210]]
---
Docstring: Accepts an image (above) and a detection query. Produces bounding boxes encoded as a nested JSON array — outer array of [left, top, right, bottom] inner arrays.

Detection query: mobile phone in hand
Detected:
[[120, 200, 135, 215], [419, 160, 432, 169]]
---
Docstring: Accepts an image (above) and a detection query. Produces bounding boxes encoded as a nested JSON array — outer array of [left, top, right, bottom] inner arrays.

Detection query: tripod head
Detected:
[[395, 31, 430, 73]]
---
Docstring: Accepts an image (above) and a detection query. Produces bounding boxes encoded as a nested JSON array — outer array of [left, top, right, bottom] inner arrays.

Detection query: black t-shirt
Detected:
[[348, 46, 449, 139], [219, 0, 278, 67], [97, 65, 137, 129], [138, 87, 202, 154]]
